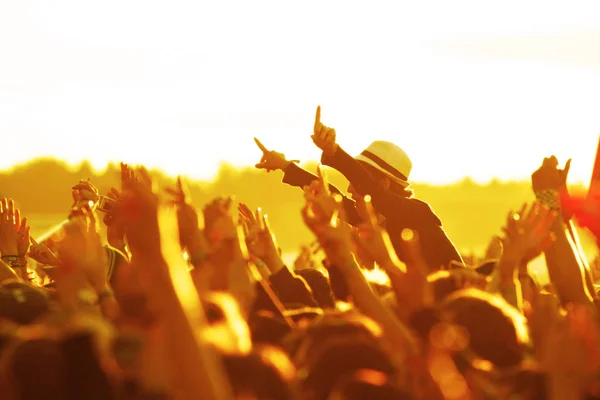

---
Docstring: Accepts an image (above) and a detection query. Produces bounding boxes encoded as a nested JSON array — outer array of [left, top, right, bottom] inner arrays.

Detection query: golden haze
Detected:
[[1, 157, 596, 260]]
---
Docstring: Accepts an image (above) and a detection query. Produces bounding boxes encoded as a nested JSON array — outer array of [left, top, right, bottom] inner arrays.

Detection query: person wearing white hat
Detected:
[[310, 106, 462, 270], [254, 106, 463, 270]]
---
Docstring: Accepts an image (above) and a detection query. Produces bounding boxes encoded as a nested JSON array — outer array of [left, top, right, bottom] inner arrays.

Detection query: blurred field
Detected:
[[26, 213, 587, 286], [8, 158, 599, 285]]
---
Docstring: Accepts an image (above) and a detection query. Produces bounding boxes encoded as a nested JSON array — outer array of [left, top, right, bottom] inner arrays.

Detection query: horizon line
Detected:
[[0, 156, 591, 188]]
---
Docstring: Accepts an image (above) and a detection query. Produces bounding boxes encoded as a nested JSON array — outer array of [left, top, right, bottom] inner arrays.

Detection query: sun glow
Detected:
[[2, 2, 600, 184]]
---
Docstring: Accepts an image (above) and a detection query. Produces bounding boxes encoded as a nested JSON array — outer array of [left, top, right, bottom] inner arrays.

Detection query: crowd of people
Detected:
[[1, 106, 600, 399]]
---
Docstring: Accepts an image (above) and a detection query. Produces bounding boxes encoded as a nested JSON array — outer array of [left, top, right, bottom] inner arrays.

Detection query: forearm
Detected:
[[518, 269, 538, 306], [162, 302, 232, 400], [545, 218, 592, 305], [486, 260, 523, 312], [565, 220, 596, 295], [282, 163, 320, 189], [338, 255, 420, 359], [0, 259, 21, 282], [150, 257, 233, 400], [227, 259, 255, 317]]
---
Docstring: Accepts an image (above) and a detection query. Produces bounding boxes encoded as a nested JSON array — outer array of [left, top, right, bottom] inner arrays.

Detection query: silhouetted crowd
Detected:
[[1, 108, 600, 399]]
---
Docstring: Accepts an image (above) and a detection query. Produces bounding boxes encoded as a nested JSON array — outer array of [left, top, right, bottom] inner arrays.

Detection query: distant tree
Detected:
[[0, 158, 594, 257]]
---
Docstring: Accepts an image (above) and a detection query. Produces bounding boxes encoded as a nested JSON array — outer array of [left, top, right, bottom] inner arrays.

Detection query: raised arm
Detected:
[[301, 191, 420, 362], [122, 167, 233, 400], [310, 106, 433, 225], [532, 157, 594, 305], [253, 137, 361, 225]]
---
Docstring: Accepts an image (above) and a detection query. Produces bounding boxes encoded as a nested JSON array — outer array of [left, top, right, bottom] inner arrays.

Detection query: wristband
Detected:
[[1, 256, 22, 269], [535, 189, 561, 211]]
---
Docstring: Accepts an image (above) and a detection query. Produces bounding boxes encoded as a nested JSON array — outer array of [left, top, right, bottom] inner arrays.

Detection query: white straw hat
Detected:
[[355, 141, 412, 188]]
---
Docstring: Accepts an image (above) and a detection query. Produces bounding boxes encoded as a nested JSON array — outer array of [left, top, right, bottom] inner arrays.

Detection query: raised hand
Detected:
[[254, 137, 298, 172], [120, 162, 139, 190], [119, 166, 161, 256], [102, 187, 127, 250], [311, 105, 337, 156], [301, 189, 352, 264], [203, 196, 236, 246], [71, 178, 100, 209], [302, 165, 344, 225], [238, 203, 261, 238], [166, 176, 205, 256], [57, 205, 108, 291], [239, 204, 280, 265], [353, 195, 402, 269], [501, 202, 557, 264], [531, 156, 571, 193], [0, 198, 26, 257], [14, 208, 30, 259]]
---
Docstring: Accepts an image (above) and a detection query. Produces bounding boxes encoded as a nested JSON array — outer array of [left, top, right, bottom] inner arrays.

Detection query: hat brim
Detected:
[[355, 155, 411, 188]]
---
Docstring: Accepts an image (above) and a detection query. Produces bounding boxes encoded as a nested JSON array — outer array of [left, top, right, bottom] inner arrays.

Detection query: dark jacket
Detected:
[[282, 147, 463, 270]]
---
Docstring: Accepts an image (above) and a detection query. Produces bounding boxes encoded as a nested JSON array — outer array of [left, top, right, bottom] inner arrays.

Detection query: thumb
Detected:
[[562, 158, 572, 180]]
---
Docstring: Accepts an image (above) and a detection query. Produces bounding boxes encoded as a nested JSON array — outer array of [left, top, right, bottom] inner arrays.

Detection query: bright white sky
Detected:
[[1, 1, 600, 185]]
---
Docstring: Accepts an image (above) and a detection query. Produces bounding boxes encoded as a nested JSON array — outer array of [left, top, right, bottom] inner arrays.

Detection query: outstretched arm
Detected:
[[310, 106, 433, 225], [253, 137, 361, 225]]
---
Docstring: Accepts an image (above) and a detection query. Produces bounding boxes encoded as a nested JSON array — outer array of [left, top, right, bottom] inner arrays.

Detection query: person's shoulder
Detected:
[[406, 196, 442, 224], [404, 195, 430, 208]]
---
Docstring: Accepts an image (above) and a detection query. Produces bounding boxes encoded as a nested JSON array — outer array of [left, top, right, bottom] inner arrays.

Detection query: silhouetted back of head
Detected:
[[249, 310, 292, 346], [5, 338, 67, 400], [295, 269, 335, 309], [0, 281, 50, 325], [303, 342, 397, 400], [283, 311, 383, 365], [328, 369, 412, 400], [440, 289, 529, 368], [223, 345, 297, 400]]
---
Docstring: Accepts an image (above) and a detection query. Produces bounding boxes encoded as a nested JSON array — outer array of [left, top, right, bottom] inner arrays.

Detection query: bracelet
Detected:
[[535, 189, 561, 211], [1, 256, 22, 269]]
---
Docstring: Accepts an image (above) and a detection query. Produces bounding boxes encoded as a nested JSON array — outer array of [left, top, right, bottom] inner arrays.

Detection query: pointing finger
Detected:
[[254, 137, 269, 153], [563, 158, 572, 177], [314, 105, 321, 132]]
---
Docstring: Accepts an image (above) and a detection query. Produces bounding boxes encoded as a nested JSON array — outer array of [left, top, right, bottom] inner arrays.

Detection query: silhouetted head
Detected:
[[295, 269, 335, 309], [439, 289, 529, 369], [348, 141, 414, 218], [223, 345, 298, 400], [328, 369, 412, 400], [249, 310, 292, 346], [1, 338, 67, 399], [0, 281, 50, 325], [284, 311, 396, 400]]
